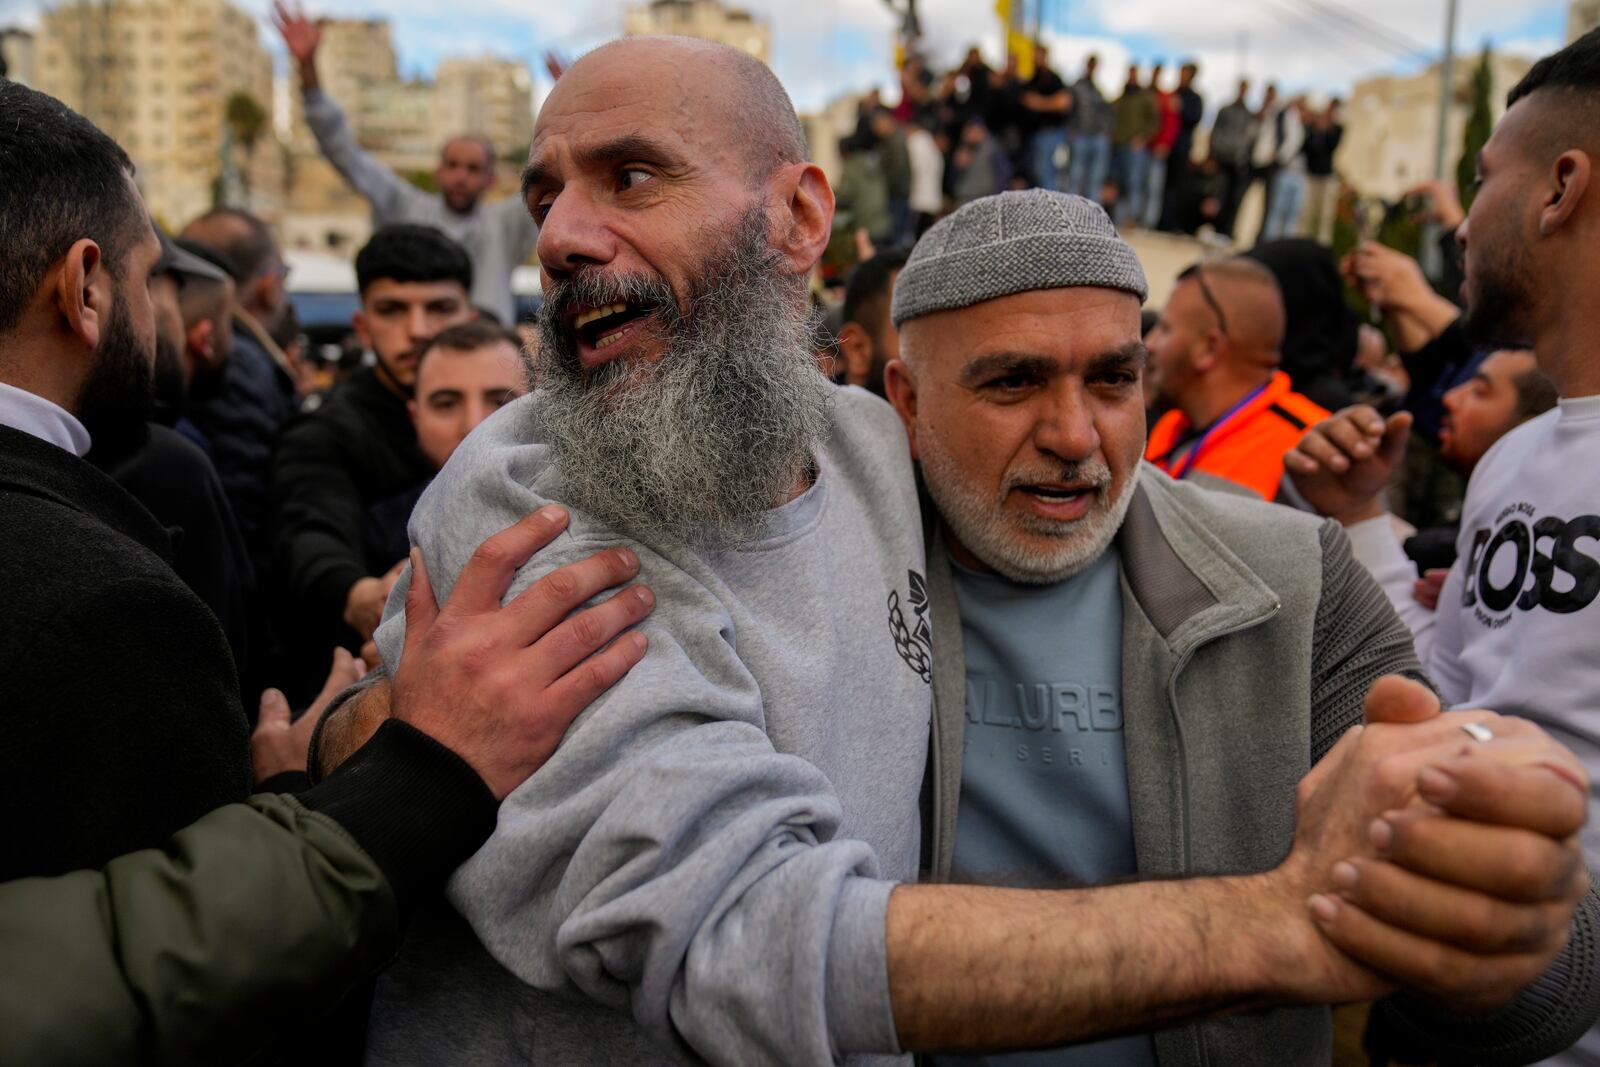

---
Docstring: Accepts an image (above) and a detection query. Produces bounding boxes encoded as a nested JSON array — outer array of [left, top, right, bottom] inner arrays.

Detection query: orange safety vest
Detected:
[[1145, 371, 1330, 500]]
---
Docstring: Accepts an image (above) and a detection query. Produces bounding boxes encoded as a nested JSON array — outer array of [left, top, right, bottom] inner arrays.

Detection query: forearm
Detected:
[[308, 672, 390, 782], [300, 89, 409, 216], [887, 875, 1309, 1052]]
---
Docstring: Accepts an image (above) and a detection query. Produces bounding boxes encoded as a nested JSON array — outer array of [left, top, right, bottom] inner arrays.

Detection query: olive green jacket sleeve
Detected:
[[0, 720, 496, 1067]]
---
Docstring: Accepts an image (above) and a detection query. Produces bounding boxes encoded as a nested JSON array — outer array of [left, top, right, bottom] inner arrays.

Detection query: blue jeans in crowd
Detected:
[[1261, 168, 1308, 241], [1031, 126, 1069, 192], [1143, 152, 1169, 229], [1113, 145, 1150, 228], [1066, 132, 1111, 203]]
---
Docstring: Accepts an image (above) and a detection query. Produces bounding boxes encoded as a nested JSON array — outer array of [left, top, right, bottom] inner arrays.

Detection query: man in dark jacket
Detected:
[[181, 208, 297, 566], [0, 86, 250, 876], [1158, 61, 1205, 232], [1208, 79, 1258, 239], [93, 232, 257, 689], [271, 225, 475, 695], [0, 78, 655, 1062]]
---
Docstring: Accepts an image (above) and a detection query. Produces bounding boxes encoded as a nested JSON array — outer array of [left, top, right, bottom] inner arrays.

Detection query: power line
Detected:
[[1251, 0, 1430, 64], [1256, 0, 1390, 68], [1307, 0, 1432, 55], [1299, 0, 1433, 60]]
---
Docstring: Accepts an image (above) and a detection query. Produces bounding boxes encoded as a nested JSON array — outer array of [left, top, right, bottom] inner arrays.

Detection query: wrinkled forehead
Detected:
[[529, 47, 741, 176]]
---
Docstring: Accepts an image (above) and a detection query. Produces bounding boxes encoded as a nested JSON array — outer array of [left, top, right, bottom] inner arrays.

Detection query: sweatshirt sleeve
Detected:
[[302, 88, 423, 223], [372, 521, 902, 1066], [1342, 514, 1437, 664]]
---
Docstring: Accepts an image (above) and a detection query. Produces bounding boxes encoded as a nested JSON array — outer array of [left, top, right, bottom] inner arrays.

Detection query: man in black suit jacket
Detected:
[[0, 88, 251, 879]]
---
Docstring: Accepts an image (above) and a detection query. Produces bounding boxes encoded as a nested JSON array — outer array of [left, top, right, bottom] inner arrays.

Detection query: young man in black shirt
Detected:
[[271, 225, 477, 696], [1020, 41, 1071, 191]]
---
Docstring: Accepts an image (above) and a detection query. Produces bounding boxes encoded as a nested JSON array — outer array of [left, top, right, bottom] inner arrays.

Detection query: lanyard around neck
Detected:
[[1159, 380, 1270, 482]]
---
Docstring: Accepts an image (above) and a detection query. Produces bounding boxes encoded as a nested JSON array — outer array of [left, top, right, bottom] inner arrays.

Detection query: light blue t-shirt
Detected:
[[933, 546, 1157, 1067]]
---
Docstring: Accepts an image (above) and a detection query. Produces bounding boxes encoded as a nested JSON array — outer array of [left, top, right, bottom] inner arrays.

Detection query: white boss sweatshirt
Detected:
[[1347, 396, 1600, 864]]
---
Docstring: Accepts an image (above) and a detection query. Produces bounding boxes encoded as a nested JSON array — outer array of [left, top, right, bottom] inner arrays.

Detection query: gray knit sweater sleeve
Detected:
[[1312, 521, 1600, 1061], [1308, 519, 1430, 762]]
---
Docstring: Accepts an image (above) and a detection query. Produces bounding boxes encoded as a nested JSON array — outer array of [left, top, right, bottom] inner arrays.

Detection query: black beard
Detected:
[[81, 298, 155, 466], [1462, 242, 1536, 352], [150, 333, 187, 428]]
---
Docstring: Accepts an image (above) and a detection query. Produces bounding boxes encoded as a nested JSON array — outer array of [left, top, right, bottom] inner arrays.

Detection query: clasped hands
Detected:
[[1270, 675, 1589, 1013]]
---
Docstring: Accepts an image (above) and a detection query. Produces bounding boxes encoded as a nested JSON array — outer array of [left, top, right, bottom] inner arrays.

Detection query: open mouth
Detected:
[[1020, 483, 1096, 503], [571, 301, 656, 352]]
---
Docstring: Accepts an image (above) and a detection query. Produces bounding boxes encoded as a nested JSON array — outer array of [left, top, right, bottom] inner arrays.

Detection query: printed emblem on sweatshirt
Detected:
[[1461, 502, 1600, 629], [888, 569, 933, 684]]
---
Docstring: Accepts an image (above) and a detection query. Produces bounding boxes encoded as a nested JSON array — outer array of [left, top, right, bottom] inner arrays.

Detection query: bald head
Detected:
[[563, 36, 806, 184], [180, 208, 277, 287], [180, 207, 284, 324], [1194, 256, 1285, 368]]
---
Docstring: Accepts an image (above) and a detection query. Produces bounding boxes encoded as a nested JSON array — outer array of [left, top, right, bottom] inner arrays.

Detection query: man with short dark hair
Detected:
[[272, 225, 477, 682], [101, 232, 256, 684], [365, 320, 527, 575], [1066, 54, 1114, 203], [0, 78, 655, 1063], [1286, 36, 1600, 1059], [1157, 61, 1205, 232], [275, 1, 536, 324], [1209, 79, 1258, 239], [836, 248, 910, 397], [0, 78, 250, 880], [1111, 63, 1159, 227], [1020, 42, 1072, 192]]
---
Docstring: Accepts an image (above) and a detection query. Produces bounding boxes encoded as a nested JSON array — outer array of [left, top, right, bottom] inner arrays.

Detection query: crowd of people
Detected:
[[831, 40, 1345, 256], [1, 14, 1599, 1067]]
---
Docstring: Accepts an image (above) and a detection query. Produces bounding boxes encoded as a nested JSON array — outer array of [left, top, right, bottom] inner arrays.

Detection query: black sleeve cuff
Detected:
[[256, 770, 313, 794], [297, 719, 497, 914], [306, 669, 386, 786]]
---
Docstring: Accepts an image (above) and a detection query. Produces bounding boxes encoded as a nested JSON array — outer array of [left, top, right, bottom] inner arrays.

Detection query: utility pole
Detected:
[[1422, 0, 1459, 281], [1432, 0, 1459, 180]]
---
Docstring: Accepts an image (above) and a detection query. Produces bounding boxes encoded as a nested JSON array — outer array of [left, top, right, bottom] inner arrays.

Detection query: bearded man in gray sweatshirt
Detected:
[[311, 37, 1597, 1067]]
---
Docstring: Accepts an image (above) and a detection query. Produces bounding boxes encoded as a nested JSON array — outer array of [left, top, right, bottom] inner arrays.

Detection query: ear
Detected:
[[836, 322, 872, 388], [1191, 330, 1224, 374], [52, 239, 111, 352], [770, 162, 835, 278], [186, 318, 217, 367], [883, 357, 921, 460], [1540, 150, 1592, 237], [247, 273, 278, 315], [353, 309, 374, 351], [406, 398, 419, 425]]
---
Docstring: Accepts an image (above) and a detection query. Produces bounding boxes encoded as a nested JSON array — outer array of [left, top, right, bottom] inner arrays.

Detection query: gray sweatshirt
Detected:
[[365, 385, 931, 1066], [301, 88, 538, 325]]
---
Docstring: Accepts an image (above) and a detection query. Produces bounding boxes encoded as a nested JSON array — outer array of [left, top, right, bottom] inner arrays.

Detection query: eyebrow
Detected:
[[959, 341, 1148, 386], [522, 133, 685, 201]]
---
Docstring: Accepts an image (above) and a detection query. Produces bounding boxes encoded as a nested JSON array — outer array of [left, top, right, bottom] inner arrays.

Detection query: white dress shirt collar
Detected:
[[0, 381, 91, 457]]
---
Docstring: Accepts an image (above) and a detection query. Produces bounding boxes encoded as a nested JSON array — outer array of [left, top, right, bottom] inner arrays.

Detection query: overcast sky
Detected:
[[1, 0, 1568, 114]]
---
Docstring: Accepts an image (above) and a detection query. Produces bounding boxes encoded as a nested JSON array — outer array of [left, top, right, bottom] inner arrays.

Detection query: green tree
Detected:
[[224, 92, 268, 198], [1456, 45, 1494, 211]]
